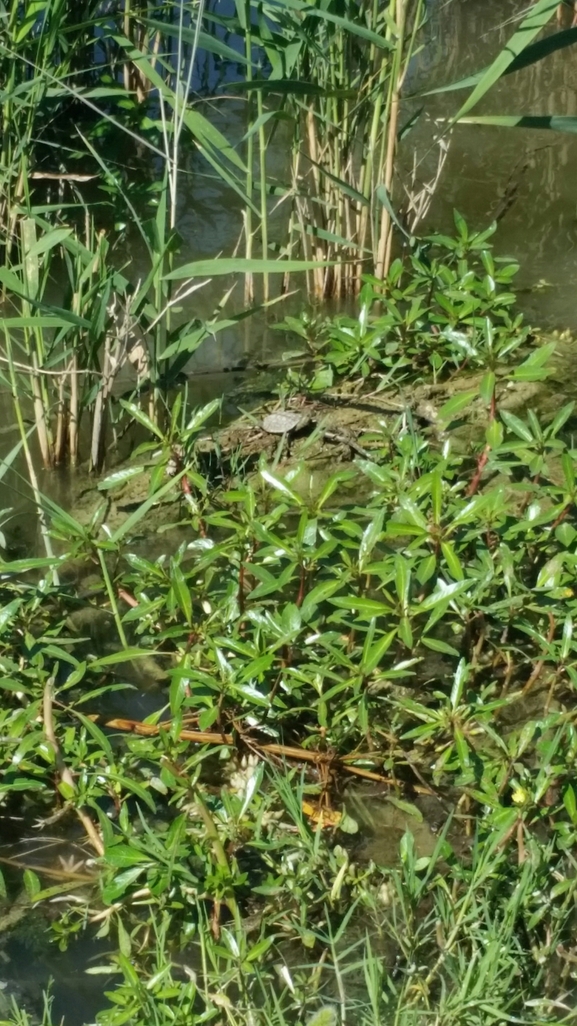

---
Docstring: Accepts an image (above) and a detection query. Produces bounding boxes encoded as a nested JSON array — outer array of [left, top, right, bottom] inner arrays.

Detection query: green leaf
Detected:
[[562, 451, 575, 492], [316, 469, 357, 510], [375, 185, 411, 240], [117, 917, 132, 957], [398, 496, 428, 531], [186, 398, 220, 433], [140, 18, 249, 66], [549, 402, 575, 436], [423, 25, 577, 97], [263, 0, 394, 49], [451, 0, 559, 123], [260, 469, 304, 505], [361, 629, 397, 675], [359, 509, 384, 568], [329, 597, 393, 617], [73, 711, 114, 762], [165, 258, 332, 280], [564, 785, 577, 824], [119, 400, 164, 439], [0, 598, 22, 633], [108, 472, 185, 544], [306, 1007, 338, 1026], [301, 579, 344, 619], [479, 371, 496, 405], [500, 410, 534, 442], [395, 554, 410, 608], [440, 541, 464, 582], [228, 77, 355, 98], [386, 796, 423, 822], [245, 936, 274, 963], [0, 557, 60, 574], [90, 648, 159, 669], [421, 636, 460, 658], [457, 115, 577, 134], [170, 565, 192, 626], [485, 418, 504, 448], [98, 466, 146, 491], [23, 869, 41, 899], [511, 341, 556, 381], [437, 390, 478, 424], [102, 866, 148, 904]]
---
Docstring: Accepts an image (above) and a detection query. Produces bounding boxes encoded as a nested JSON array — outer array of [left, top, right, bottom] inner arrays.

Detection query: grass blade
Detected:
[[165, 257, 331, 280], [457, 115, 577, 133], [451, 0, 559, 123], [423, 25, 577, 97]]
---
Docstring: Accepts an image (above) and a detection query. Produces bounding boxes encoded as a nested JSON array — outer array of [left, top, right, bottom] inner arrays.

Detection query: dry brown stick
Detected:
[[43, 681, 104, 857], [102, 717, 434, 792], [104, 718, 234, 745], [30, 172, 98, 182]]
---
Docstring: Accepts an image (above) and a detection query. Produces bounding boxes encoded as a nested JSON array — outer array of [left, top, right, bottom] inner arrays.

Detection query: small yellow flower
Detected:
[[512, 784, 528, 805]]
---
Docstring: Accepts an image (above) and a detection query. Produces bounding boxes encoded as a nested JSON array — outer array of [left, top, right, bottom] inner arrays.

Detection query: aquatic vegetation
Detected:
[[2, 2, 577, 1023], [2, 222, 577, 1022]]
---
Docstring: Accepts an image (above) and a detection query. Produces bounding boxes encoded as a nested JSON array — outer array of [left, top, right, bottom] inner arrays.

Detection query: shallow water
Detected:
[[402, 0, 577, 328]]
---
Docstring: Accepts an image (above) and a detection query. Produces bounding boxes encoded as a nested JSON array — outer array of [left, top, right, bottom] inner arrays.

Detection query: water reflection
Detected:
[[406, 0, 577, 327]]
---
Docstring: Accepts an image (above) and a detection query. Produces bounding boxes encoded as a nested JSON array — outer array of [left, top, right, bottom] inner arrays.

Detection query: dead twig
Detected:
[[43, 680, 104, 857], [101, 716, 434, 794]]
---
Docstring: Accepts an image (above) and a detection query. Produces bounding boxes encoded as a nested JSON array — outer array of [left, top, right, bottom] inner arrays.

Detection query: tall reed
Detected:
[[226, 0, 426, 296]]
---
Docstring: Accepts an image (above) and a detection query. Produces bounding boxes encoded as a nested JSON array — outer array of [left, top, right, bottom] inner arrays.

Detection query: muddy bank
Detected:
[[58, 344, 565, 539]]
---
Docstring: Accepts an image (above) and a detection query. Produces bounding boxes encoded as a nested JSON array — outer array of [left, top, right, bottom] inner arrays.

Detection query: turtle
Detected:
[[261, 409, 313, 436]]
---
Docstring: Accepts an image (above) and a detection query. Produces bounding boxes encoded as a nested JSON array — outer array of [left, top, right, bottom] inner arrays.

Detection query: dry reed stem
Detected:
[[43, 681, 104, 858], [69, 353, 79, 465]]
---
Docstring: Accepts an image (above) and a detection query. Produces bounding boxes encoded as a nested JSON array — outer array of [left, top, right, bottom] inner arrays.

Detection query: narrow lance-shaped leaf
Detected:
[[186, 399, 220, 433], [98, 466, 147, 492], [422, 25, 577, 97], [511, 341, 556, 382], [456, 115, 577, 134], [165, 257, 332, 280], [452, 0, 559, 123], [359, 509, 384, 569], [260, 469, 304, 506], [109, 471, 186, 544], [361, 629, 397, 676], [139, 18, 250, 65], [264, 0, 394, 49]]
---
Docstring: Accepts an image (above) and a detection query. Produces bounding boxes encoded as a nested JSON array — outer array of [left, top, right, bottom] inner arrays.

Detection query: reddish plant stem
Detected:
[[550, 504, 570, 532], [296, 564, 307, 607], [467, 385, 498, 496], [467, 444, 491, 497]]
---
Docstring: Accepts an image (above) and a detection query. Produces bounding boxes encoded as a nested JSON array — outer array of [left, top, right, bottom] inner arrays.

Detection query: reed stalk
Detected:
[[3, 326, 58, 579], [243, 0, 255, 304], [257, 82, 269, 302]]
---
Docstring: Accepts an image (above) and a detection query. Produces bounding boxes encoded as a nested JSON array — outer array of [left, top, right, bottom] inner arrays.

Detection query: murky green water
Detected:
[[409, 0, 577, 329]]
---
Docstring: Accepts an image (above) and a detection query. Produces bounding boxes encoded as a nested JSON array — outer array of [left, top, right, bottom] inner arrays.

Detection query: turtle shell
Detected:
[[261, 410, 311, 435]]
